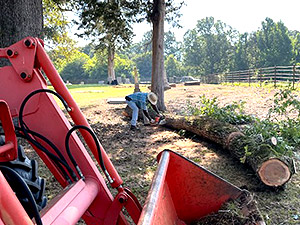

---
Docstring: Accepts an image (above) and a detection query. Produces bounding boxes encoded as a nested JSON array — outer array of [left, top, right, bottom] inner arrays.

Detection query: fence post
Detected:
[[274, 66, 277, 88], [248, 69, 251, 87], [293, 65, 296, 89], [231, 72, 233, 85], [259, 69, 262, 87]]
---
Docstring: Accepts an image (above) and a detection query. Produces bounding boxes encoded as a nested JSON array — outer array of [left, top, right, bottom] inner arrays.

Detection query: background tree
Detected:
[[256, 18, 293, 67], [44, 0, 77, 70], [164, 31, 181, 59], [130, 51, 152, 80], [233, 33, 249, 70], [183, 17, 236, 81], [85, 50, 109, 82], [288, 30, 300, 65], [182, 29, 204, 76], [150, 0, 166, 110], [75, 0, 134, 83], [60, 50, 90, 83], [114, 54, 135, 79], [165, 54, 182, 77], [119, 0, 183, 110]]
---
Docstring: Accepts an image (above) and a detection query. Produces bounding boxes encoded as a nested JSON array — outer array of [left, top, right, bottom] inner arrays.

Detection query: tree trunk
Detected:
[[0, 0, 43, 47], [107, 44, 116, 84], [0, 0, 43, 66], [163, 67, 171, 90], [151, 0, 166, 111], [164, 115, 295, 188]]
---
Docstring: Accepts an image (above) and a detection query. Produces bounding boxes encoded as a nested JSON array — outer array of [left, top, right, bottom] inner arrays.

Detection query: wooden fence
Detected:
[[203, 65, 300, 88]]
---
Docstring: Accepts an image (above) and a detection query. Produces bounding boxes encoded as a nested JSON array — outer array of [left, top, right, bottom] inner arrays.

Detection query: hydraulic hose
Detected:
[[65, 125, 113, 183], [15, 128, 76, 183], [19, 89, 77, 182]]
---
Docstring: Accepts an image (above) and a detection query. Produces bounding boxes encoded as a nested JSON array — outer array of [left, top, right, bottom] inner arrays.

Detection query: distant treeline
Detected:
[[49, 17, 300, 84]]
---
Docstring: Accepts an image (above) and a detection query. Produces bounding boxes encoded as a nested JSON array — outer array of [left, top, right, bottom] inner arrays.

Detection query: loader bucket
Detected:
[[138, 150, 243, 225]]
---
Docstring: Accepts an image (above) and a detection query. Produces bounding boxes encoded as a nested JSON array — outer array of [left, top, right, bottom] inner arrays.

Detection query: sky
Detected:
[[72, 0, 300, 46], [132, 0, 300, 43]]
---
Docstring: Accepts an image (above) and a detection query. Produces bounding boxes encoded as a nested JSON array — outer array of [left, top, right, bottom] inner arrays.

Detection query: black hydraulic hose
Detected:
[[19, 89, 77, 182], [15, 126, 67, 166], [15, 127, 76, 183], [19, 89, 70, 138], [0, 165, 43, 225], [65, 125, 113, 183], [17, 126, 76, 183]]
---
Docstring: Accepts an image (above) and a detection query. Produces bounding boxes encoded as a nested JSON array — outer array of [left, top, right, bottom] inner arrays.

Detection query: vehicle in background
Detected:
[[180, 76, 200, 83]]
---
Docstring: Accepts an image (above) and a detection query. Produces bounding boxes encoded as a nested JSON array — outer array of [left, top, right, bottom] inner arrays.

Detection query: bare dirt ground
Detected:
[[84, 84, 299, 225], [26, 84, 299, 224]]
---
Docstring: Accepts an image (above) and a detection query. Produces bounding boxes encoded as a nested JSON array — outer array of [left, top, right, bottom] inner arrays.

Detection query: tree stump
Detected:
[[164, 115, 295, 188]]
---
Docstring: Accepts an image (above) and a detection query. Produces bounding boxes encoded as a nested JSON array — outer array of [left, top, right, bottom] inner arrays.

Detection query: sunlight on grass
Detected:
[[51, 84, 148, 107]]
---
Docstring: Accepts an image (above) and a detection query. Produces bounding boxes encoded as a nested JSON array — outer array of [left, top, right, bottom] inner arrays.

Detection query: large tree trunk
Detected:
[[151, 0, 166, 111], [164, 115, 295, 188], [0, 0, 43, 47], [107, 44, 116, 84], [0, 0, 43, 67]]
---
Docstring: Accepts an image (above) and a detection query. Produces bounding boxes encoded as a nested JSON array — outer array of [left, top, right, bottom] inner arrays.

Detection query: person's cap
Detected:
[[147, 92, 158, 105]]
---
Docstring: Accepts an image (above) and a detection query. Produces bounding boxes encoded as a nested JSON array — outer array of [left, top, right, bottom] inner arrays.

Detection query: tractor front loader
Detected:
[[0, 38, 263, 225]]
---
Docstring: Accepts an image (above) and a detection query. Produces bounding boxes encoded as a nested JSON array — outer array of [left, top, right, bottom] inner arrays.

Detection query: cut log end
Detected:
[[258, 158, 291, 187]]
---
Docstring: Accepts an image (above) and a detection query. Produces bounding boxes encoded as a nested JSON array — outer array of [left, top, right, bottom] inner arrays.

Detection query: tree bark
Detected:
[[151, 0, 166, 111], [0, 0, 43, 66], [107, 44, 116, 84], [164, 115, 295, 187], [0, 0, 43, 47]]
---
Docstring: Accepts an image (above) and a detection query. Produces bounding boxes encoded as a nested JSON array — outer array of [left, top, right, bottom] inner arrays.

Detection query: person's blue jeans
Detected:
[[126, 100, 139, 126]]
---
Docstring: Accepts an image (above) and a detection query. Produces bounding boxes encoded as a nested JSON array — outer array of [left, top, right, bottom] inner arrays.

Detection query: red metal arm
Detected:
[[0, 101, 17, 162], [35, 40, 123, 189], [0, 37, 140, 224], [0, 171, 33, 225]]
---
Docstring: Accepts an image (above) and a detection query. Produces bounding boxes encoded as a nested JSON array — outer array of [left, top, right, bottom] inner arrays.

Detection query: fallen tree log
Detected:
[[164, 115, 295, 188]]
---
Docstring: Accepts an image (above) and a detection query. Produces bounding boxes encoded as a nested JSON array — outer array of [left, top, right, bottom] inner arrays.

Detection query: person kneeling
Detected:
[[125, 92, 162, 130]]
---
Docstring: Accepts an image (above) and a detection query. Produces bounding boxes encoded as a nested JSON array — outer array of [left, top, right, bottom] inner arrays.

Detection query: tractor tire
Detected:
[[0, 136, 47, 218]]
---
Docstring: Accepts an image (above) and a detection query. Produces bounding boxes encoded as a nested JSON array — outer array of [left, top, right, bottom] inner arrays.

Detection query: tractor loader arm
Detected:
[[0, 38, 264, 225], [0, 37, 140, 225]]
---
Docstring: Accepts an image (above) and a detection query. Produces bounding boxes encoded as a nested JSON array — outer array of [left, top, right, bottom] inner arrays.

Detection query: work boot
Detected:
[[130, 125, 139, 131]]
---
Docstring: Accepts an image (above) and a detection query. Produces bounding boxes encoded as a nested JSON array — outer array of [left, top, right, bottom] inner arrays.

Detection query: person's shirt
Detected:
[[127, 92, 148, 110]]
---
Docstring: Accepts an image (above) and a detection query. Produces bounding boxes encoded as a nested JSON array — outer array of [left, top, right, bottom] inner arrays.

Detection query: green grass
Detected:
[[52, 84, 148, 107], [221, 81, 300, 90]]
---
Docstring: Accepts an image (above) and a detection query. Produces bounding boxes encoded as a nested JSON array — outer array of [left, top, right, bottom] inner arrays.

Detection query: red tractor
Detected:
[[0, 38, 263, 225]]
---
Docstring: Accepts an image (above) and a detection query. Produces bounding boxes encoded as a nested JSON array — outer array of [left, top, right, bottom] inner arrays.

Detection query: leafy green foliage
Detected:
[[43, 0, 77, 70], [182, 16, 298, 79], [268, 87, 300, 119], [132, 52, 152, 80], [256, 18, 293, 67], [186, 95, 253, 125], [243, 86, 300, 158], [183, 17, 237, 77], [59, 50, 90, 83], [165, 54, 182, 77], [57, 45, 136, 84], [243, 119, 294, 157], [75, 0, 134, 50], [186, 89, 299, 160], [115, 54, 135, 78]]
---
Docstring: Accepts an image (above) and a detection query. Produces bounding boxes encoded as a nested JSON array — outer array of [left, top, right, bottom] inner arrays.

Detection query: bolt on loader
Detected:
[[0, 38, 265, 225]]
